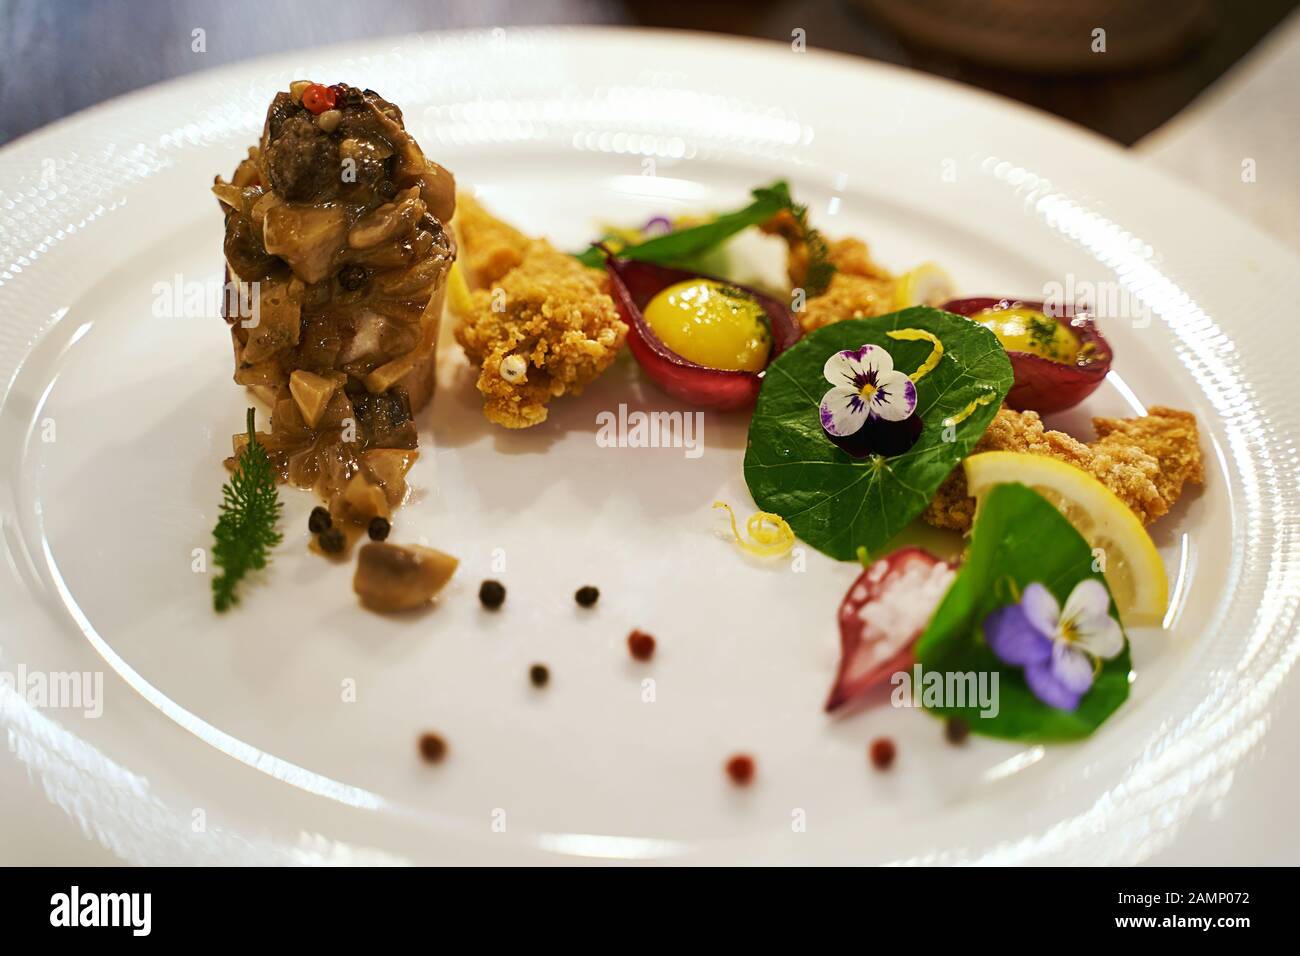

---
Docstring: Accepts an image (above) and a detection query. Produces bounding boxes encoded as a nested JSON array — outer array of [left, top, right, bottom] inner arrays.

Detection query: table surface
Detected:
[[2, 0, 1297, 147]]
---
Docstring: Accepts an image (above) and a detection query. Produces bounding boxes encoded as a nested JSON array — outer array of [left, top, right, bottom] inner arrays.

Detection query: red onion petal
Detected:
[[825, 547, 957, 713], [605, 257, 802, 411], [942, 297, 1114, 414]]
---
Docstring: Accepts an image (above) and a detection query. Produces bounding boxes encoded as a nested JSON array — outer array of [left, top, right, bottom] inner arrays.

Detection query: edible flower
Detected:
[[819, 344, 918, 437], [983, 579, 1123, 711]]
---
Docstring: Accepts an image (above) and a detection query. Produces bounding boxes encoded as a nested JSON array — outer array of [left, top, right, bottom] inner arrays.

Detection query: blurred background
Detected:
[[1, 0, 1295, 144], [1, 0, 1297, 245]]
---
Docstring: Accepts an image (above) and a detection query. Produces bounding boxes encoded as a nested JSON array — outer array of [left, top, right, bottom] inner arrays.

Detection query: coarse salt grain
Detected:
[[857, 559, 956, 665]]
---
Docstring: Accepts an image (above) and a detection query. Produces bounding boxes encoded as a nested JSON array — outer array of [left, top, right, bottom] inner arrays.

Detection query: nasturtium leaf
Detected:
[[743, 307, 1012, 561], [915, 482, 1131, 742]]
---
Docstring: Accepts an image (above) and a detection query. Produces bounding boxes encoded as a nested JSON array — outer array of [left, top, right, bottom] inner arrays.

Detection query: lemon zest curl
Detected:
[[886, 328, 944, 383], [942, 391, 997, 428], [713, 501, 795, 558]]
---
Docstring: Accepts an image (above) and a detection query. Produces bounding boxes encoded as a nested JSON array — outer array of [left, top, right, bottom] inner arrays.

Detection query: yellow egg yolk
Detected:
[[643, 279, 772, 373], [978, 307, 1081, 363]]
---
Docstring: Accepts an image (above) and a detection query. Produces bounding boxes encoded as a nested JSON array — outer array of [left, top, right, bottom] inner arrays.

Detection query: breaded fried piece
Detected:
[[1093, 406, 1204, 508], [826, 236, 893, 281], [762, 212, 897, 332], [454, 193, 531, 287], [764, 213, 888, 284], [801, 237, 896, 331], [801, 271, 898, 332], [454, 239, 626, 429], [923, 406, 1203, 531]]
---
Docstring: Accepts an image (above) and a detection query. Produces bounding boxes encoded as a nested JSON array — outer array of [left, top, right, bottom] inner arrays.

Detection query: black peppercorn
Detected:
[[308, 506, 332, 534], [338, 264, 368, 291], [944, 717, 970, 745], [478, 579, 506, 610], [318, 527, 345, 554], [575, 585, 599, 608], [367, 516, 390, 541], [529, 664, 549, 688], [418, 732, 447, 764]]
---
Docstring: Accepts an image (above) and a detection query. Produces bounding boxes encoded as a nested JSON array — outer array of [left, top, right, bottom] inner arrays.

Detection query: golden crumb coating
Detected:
[[454, 193, 532, 288], [826, 237, 893, 281], [762, 213, 897, 331], [800, 271, 898, 332], [923, 406, 1203, 531], [454, 239, 626, 428], [1091, 406, 1205, 508]]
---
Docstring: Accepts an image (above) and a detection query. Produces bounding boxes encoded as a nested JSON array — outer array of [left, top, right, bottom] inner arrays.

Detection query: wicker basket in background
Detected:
[[854, 0, 1216, 73]]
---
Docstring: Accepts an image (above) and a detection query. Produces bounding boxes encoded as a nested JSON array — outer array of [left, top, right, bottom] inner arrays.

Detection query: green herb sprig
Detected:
[[787, 195, 833, 298], [573, 181, 834, 296], [211, 408, 283, 612]]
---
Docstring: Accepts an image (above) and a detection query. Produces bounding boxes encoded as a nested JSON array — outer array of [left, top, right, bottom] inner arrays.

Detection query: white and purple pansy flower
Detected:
[[983, 579, 1123, 711], [819, 344, 918, 438]]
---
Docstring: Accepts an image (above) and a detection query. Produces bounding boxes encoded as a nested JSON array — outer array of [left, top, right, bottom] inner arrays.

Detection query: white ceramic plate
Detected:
[[2, 27, 1298, 865]]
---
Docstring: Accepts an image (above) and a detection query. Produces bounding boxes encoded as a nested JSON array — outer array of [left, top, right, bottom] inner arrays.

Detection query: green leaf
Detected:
[[573, 181, 830, 289], [915, 482, 1131, 742], [212, 407, 284, 612], [743, 307, 1012, 561]]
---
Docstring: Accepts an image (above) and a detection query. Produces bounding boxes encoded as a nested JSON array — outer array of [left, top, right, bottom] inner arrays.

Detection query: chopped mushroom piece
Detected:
[[288, 369, 344, 427], [214, 81, 456, 539], [339, 472, 391, 525], [353, 542, 458, 613]]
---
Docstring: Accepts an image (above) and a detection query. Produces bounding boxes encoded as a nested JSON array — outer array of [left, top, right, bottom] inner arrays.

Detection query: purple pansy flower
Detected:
[[983, 579, 1123, 711], [819, 344, 918, 438]]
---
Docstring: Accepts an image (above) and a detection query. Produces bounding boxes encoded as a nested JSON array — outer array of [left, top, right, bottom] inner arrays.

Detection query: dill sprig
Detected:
[[787, 196, 834, 298], [1026, 314, 1061, 354], [211, 407, 283, 612]]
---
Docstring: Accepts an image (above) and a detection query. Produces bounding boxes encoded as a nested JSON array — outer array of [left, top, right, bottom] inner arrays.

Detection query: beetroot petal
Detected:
[[824, 547, 957, 713], [605, 257, 802, 411], [942, 297, 1113, 414]]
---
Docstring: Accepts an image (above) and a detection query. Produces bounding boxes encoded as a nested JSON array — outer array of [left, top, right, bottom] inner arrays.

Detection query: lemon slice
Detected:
[[962, 451, 1169, 628], [446, 260, 474, 318], [893, 262, 954, 310]]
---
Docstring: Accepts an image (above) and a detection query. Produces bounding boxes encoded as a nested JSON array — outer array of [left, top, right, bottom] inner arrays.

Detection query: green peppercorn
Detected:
[[318, 527, 345, 554], [308, 506, 332, 534], [367, 516, 390, 541]]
